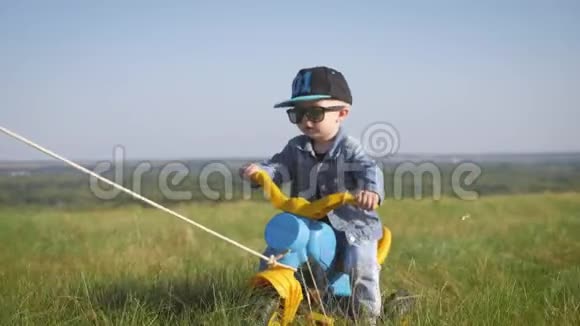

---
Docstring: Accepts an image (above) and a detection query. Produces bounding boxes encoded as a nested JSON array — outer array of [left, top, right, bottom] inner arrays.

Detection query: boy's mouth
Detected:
[[299, 123, 320, 135]]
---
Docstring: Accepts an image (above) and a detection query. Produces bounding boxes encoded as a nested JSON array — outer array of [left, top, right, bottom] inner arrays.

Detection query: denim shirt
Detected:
[[255, 127, 385, 244]]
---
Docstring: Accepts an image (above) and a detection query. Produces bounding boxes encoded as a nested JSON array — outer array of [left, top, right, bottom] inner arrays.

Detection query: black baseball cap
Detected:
[[273, 66, 353, 108]]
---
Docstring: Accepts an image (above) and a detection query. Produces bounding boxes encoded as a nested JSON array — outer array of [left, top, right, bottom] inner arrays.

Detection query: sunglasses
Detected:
[[286, 106, 345, 124]]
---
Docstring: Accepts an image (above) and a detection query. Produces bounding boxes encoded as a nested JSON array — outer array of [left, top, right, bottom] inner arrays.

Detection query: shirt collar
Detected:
[[294, 127, 347, 159]]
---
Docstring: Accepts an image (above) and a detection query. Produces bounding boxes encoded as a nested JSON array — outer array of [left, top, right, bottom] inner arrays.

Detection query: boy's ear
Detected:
[[338, 106, 350, 119]]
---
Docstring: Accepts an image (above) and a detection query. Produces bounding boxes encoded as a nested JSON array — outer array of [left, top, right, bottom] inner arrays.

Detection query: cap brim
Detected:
[[273, 94, 332, 108]]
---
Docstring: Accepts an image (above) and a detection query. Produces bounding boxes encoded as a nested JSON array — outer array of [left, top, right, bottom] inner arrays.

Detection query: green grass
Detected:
[[1, 193, 579, 325]]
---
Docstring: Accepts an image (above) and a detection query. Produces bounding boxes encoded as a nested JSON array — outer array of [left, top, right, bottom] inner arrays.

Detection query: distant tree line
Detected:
[[1, 160, 579, 208]]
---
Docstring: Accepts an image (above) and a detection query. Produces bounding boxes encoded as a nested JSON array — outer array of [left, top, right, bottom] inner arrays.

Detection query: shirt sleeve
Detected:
[[252, 141, 295, 188], [350, 144, 385, 204]]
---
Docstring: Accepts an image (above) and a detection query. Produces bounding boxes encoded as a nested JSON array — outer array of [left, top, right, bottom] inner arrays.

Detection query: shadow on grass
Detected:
[[86, 268, 256, 318]]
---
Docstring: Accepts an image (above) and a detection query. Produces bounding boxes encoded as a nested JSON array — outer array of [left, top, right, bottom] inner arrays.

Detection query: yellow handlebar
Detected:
[[251, 170, 390, 265], [251, 170, 363, 220]]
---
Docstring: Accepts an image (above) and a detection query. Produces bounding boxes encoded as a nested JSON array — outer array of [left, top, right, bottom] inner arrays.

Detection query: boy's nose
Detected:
[[302, 119, 314, 128]]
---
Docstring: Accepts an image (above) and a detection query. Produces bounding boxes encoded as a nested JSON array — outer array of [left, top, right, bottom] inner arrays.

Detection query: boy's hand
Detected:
[[356, 190, 379, 211], [239, 163, 261, 180]]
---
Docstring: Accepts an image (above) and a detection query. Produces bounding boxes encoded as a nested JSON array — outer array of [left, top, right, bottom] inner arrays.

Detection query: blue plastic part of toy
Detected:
[[328, 272, 352, 297], [265, 213, 310, 251], [278, 250, 307, 268], [306, 220, 337, 270]]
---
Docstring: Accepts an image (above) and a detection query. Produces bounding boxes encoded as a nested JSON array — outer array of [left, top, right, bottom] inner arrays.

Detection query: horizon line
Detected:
[[2, 150, 580, 164]]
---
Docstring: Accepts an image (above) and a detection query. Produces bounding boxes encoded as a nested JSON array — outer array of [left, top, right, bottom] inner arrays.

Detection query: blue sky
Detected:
[[1, 0, 579, 160]]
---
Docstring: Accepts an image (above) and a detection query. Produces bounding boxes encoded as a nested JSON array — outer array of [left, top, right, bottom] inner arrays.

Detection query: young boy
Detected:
[[240, 66, 385, 321]]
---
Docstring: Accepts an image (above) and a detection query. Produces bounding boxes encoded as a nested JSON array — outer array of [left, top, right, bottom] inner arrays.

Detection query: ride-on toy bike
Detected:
[[246, 170, 412, 325]]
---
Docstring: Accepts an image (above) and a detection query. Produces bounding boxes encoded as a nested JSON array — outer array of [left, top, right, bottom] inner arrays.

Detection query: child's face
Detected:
[[290, 99, 350, 142]]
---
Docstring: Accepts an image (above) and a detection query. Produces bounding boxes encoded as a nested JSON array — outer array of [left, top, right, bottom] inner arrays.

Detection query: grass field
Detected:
[[1, 193, 579, 325]]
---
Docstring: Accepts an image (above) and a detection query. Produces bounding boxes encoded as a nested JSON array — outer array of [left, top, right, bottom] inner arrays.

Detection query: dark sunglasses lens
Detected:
[[286, 109, 300, 124], [305, 107, 325, 122]]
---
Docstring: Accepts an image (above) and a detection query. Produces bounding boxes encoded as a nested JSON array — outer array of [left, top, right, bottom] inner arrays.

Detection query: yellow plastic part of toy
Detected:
[[250, 266, 304, 326], [307, 312, 335, 325], [251, 170, 392, 264], [377, 226, 391, 265], [250, 170, 375, 219]]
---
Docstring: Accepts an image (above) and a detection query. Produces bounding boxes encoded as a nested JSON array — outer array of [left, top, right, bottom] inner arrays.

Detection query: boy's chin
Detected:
[[301, 129, 321, 139], [303, 132, 332, 142], [300, 127, 339, 142]]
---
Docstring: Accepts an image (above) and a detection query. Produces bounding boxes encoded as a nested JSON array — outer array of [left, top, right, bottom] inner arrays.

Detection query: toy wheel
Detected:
[[246, 287, 284, 326]]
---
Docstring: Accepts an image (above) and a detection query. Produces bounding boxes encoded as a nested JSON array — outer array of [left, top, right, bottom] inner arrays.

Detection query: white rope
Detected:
[[0, 126, 296, 271]]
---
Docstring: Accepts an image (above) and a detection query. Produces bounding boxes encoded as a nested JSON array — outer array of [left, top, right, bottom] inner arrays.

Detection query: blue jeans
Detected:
[[303, 229, 381, 318], [333, 232, 382, 318]]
